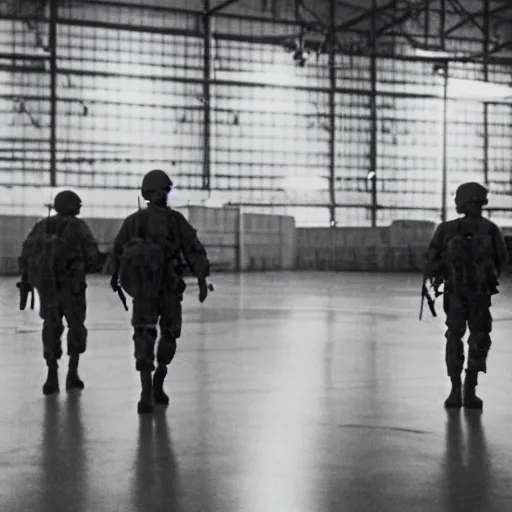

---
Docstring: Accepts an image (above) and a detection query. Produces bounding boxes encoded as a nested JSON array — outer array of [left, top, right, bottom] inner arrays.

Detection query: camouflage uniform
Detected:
[[111, 203, 209, 373], [426, 217, 508, 377], [20, 214, 102, 363]]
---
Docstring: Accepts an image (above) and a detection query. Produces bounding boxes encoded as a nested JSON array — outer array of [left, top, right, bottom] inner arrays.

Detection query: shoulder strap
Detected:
[[45, 216, 70, 238], [136, 210, 149, 240], [56, 217, 71, 238]]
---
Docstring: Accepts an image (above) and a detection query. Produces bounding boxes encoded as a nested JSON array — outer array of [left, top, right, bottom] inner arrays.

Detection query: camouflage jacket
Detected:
[[19, 214, 102, 280], [425, 216, 508, 286], [111, 203, 209, 280]]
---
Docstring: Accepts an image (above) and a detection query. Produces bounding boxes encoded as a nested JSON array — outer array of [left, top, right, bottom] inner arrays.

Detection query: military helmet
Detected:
[[53, 190, 82, 215], [455, 182, 488, 207], [141, 169, 173, 192]]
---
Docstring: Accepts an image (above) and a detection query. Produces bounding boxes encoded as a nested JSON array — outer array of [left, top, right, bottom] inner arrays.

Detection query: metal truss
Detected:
[[287, 0, 512, 63]]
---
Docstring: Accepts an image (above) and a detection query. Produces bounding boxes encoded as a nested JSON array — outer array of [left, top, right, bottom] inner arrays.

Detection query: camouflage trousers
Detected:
[[131, 293, 183, 372], [443, 291, 492, 376], [39, 281, 88, 362]]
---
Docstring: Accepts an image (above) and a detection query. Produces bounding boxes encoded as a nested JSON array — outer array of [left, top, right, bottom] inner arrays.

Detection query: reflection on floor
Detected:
[[1, 272, 512, 512]]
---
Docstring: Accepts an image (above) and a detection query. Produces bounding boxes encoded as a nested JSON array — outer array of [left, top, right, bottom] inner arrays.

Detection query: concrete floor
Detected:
[[1, 271, 512, 512]]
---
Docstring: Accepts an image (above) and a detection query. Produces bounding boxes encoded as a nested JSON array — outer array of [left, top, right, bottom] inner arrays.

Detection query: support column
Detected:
[[441, 63, 448, 222], [328, 0, 337, 227], [483, 0, 490, 219], [440, 0, 448, 222], [439, 0, 445, 49], [202, 0, 211, 191], [369, 0, 378, 227], [49, 0, 57, 187]]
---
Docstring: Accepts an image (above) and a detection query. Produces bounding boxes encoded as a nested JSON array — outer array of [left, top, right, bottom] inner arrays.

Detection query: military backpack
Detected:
[[119, 210, 183, 299], [445, 219, 498, 294], [22, 217, 72, 296]]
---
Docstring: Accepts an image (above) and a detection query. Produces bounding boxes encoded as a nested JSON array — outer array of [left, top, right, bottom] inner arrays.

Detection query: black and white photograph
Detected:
[[1, 0, 512, 510]]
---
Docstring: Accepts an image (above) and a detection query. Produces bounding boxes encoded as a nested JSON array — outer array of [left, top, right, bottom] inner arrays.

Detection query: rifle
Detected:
[[420, 270, 444, 321], [16, 278, 35, 311], [113, 283, 129, 311], [420, 276, 436, 320]]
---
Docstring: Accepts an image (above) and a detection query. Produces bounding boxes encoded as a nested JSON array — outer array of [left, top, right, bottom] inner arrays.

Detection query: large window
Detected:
[[1, 1, 512, 224]]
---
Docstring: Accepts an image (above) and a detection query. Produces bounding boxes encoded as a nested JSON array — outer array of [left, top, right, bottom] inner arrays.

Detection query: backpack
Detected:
[[445, 219, 498, 294], [22, 217, 71, 296], [118, 211, 168, 300]]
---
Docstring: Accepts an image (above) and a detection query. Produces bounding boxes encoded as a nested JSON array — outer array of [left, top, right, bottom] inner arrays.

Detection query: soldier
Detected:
[[424, 182, 508, 410], [110, 169, 210, 414], [19, 190, 105, 395]]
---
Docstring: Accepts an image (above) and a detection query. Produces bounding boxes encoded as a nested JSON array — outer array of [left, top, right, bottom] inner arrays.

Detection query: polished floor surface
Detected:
[[1, 272, 512, 512]]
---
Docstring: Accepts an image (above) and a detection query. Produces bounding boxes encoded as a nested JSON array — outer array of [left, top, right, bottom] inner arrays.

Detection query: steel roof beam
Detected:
[[333, 0, 397, 32]]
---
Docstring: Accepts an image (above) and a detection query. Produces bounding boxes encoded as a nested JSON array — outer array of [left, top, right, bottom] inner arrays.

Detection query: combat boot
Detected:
[[153, 365, 169, 406], [43, 360, 59, 395], [444, 374, 462, 408], [137, 371, 154, 414], [66, 354, 85, 390], [463, 370, 483, 410]]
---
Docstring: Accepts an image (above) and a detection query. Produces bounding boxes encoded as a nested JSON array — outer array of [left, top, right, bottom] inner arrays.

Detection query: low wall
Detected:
[[4, 210, 509, 275], [178, 206, 239, 272], [297, 244, 427, 272], [296, 220, 436, 272], [240, 212, 297, 271], [0, 207, 298, 275], [0, 210, 439, 276]]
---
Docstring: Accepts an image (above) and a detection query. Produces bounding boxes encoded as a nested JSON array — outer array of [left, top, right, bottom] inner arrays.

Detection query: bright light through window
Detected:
[[446, 78, 512, 101]]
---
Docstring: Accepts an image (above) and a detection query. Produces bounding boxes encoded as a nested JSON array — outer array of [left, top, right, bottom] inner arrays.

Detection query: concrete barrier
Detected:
[[0, 212, 441, 276], [295, 220, 434, 272], [0, 208, 297, 275]]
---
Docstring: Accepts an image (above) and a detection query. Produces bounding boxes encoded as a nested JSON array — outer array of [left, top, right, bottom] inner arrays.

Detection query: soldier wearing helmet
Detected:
[[454, 182, 489, 215], [54, 189, 83, 216], [424, 182, 508, 410], [19, 189, 105, 395], [140, 168, 173, 205], [110, 169, 210, 414]]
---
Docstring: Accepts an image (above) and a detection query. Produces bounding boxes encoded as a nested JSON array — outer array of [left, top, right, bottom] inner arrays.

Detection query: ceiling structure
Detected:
[[76, 0, 512, 64], [4, 0, 512, 62], [210, 0, 512, 63]]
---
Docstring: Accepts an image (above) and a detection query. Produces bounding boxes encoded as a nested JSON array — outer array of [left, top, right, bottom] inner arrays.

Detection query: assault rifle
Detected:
[[420, 276, 436, 320], [419, 273, 443, 321], [117, 287, 129, 312], [112, 281, 129, 311], [16, 277, 35, 311]]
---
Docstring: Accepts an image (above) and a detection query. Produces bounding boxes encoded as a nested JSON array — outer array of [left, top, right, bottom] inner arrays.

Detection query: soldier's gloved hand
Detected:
[[198, 278, 208, 303], [110, 273, 120, 292]]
